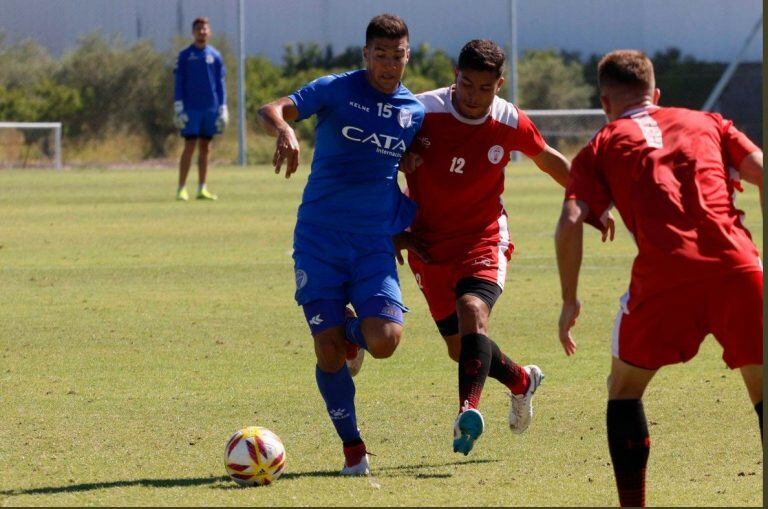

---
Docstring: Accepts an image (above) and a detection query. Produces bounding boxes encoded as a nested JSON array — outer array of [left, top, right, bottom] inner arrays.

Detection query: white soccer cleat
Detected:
[[346, 345, 365, 377], [508, 365, 544, 434], [340, 453, 370, 476]]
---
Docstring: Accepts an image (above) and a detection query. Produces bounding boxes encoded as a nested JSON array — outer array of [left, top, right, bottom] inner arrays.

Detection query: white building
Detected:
[[1, 0, 762, 62]]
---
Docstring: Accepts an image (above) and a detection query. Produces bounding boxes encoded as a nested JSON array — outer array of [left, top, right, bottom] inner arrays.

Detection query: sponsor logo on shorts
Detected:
[[295, 269, 308, 289], [380, 300, 401, 318], [309, 314, 323, 326], [488, 144, 504, 164], [398, 107, 413, 128], [471, 257, 493, 267]]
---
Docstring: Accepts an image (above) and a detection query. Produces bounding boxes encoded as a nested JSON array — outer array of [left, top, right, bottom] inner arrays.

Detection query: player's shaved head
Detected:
[[598, 50, 655, 96], [366, 14, 409, 46], [458, 40, 506, 78]]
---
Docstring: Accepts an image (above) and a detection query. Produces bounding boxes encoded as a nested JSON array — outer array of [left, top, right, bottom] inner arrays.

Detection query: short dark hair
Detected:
[[457, 40, 506, 77], [365, 14, 409, 45], [598, 50, 655, 93], [192, 17, 209, 30]]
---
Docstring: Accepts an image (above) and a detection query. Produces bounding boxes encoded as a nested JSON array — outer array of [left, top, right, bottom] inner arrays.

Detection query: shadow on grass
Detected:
[[1, 458, 499, 495], [0, 476, 230, 496]]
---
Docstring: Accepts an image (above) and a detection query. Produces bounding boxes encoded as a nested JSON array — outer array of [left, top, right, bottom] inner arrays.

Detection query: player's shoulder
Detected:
[[415, 87, 451, 114], [177, 44, 194, 57], [206, 45, 223, 58], [489, 96, 520, 129]]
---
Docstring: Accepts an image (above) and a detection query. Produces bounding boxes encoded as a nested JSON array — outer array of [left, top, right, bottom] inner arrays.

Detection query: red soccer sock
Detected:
[[342, 440, 367, 467], [487, 340, 530, 395], [607, 399, 650, 507]]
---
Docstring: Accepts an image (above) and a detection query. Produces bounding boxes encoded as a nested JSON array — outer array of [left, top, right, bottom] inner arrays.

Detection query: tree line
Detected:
[[0, 32, 724, 162]]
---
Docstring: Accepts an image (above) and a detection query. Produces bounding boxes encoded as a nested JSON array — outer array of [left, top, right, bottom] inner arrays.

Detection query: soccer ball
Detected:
[[224, 426, 286, 486]]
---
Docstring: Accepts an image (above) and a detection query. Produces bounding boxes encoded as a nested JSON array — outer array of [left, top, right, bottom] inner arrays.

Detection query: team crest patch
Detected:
[[398, 108, 413, 128], [488, 145, 504, 164], [295, 269, 308, 290], [206, 54, 215, 64]]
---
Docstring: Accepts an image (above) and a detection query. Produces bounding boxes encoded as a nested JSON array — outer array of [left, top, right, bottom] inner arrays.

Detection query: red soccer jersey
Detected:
[[406, 87, 546, 261], [566, 105, 761, 309]]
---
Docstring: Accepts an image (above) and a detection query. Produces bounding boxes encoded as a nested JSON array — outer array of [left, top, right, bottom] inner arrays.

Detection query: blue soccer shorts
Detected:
[[293, 221, 407, 333], [181, 109, 219, 139]]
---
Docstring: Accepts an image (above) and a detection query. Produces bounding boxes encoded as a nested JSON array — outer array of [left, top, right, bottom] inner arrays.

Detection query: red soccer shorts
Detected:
[[407, 236, 512, 321], [611, 270, 763, 370]]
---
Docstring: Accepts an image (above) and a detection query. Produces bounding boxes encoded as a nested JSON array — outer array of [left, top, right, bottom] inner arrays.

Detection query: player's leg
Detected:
[[294, 224, 369, 475], [196, 136, 217, 200], [178, 110, 203, 200], [606, 356, 656, 508], [708, 271, 763, 440], [606, 287, 699, 508], [177, 138, 196, 200], [347, 235, 410, 360], [740, 365, 763, 438]]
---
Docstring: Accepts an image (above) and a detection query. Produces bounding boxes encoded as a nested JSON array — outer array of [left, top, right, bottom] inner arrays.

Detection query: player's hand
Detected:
[[602, 211, 616, 242], [173, 101, 188, 129], [398, 151, 423, 174], [216, 105, 229, 132], [273, 126, 300, 178], [558, 299, 580, 356], [392, 231, 431, 265]]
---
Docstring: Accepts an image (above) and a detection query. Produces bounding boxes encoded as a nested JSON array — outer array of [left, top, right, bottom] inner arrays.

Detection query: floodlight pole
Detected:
[[702, 15, 762, 112], [236, 0, 247, 166], [508, 0, 520, 161]]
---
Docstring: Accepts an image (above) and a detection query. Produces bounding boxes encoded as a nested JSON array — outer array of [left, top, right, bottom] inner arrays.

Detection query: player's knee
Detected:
[[447, 343, 461, 362], [314, 335, 346, 372], [456, 295, 489, 333], [606, 373, 644, 400], [365, 322, 402, 359]]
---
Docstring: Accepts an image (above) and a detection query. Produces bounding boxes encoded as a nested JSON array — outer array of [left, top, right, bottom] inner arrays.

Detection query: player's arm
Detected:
[[554, 199, 588, 356], [172, 52, 188, 128], [739, 150, 763, 208], [530, 144, 570, 187], [215, 56, 228, 130], [257, 97, 301, 178]]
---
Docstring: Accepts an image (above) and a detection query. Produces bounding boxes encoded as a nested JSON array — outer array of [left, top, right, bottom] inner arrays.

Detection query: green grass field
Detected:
[[0, 163, 762, 506]]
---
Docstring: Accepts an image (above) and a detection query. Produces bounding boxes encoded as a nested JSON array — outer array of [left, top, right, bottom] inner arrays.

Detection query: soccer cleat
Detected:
[[344, 307, 365, 377], [508, 365, 544, 434], [196, 188, 218, 200], [176, 187, 189, 201], [340, 443, 371, 476], [453, 403, 484, 456]]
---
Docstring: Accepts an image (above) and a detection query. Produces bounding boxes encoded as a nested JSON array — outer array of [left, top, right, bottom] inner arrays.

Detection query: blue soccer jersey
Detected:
[[174, 44, 226, 112], [289, 70, 425, 235]]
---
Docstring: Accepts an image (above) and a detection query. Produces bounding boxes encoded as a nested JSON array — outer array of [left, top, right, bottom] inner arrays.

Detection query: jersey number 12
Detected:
[[449, 157, 465, 174]]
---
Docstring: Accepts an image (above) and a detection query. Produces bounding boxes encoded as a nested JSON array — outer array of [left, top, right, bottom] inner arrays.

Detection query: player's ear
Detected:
[[599, 95, 611, 117], [495, 76, 505, 93], [453, 67, 459, 80], [362, 45, 369, 63], [652, 88, 661, 105]]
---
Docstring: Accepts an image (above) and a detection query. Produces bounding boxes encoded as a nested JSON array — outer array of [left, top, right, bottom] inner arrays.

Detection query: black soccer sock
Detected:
[[458, 333, 492, 410], [487, 339, 529, 395], [755, 401, 763, 442], [607, 399, 650, 507]]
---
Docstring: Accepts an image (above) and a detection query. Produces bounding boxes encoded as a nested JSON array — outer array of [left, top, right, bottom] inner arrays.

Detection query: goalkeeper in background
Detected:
[[173, 16, 228, 201]]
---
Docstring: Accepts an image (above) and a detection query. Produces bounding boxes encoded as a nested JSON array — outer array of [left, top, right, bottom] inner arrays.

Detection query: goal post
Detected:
[[517, 109, 606, 159], [0, 121, 63, 169]]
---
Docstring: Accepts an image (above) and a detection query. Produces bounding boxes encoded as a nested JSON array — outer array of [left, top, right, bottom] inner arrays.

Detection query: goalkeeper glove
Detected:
[[173, 101, 188, 129], [216, 105, 229, 132]]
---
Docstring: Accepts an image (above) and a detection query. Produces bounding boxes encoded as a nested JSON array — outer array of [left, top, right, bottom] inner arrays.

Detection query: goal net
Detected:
[[0, 122, 62, 169], [522, 109, 606, 157]]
